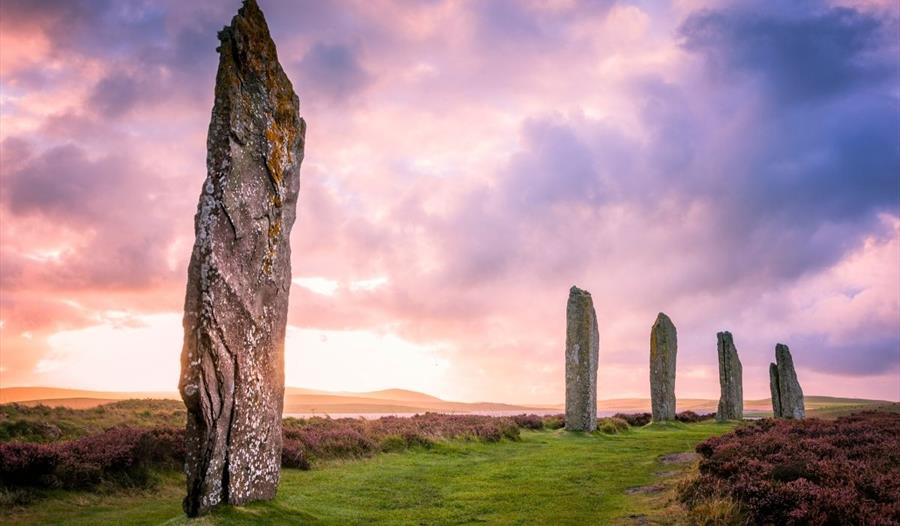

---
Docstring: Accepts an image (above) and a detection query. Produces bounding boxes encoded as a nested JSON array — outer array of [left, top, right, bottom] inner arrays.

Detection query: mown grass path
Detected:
[[4, 422, 735, 525]]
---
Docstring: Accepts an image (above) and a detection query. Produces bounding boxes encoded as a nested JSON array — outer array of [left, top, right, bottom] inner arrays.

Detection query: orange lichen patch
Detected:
[[267, 218, 281, 240], [260, 213, 283, 278], [262, 80, 299, 191]]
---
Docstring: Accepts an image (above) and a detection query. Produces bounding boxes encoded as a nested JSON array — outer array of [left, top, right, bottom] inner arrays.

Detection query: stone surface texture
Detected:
[[769, 343, 805, 420], [769, 363, 782, 417], [178, 0, 305, 517], [715, 331, 743, 421], [649, 313, 677, 422], [564, 286, 599, 431]]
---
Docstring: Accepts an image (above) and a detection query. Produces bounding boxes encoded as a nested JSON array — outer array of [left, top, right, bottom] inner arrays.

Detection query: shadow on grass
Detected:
[[165, 500, 321, 525], [641, 421, 689, 431]]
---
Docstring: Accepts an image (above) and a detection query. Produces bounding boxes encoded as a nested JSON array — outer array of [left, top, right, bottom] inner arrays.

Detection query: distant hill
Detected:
[[0, 387, 178, 405], [0, 386, 554, 414], [350, 388, 445, 403], [1, 387, 892, 415]]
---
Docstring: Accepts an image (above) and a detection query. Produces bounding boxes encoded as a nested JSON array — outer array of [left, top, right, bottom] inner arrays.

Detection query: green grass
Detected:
[[2, 422, 735, 525]]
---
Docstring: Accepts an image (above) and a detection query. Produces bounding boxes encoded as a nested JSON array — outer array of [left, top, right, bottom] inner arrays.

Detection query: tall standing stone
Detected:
[[178, 0, 305, 517], [769, 343, 805, 419], [768, 363, 782, 417], [565, 286, 599, 431], [715, 331, 743, 421], [649, 313, 677, 422]]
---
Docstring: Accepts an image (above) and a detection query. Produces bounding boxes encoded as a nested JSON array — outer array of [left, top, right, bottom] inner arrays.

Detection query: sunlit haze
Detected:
[[1, 0, 898, 404]]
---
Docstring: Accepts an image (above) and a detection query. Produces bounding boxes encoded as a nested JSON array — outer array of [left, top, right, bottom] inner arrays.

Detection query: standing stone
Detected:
[[769, 343, 805, 419], [178, 0, 305, 517], [565, 286, 599, 431], [649, 313, 677, 422], [715, 331, 743, 421], [769, 363, 782, 417]]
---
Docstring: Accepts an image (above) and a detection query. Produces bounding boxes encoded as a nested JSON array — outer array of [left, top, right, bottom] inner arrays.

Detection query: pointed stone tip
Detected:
[[214, 0, 297, 108], [239, 0, 262, 16], [569, 285, 590, 296], [220, 0, 272, 46], [654, 312, 672, 324]]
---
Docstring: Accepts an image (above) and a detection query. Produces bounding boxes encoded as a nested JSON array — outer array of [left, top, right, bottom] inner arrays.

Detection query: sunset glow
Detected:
[[1, 0, 898, 404]]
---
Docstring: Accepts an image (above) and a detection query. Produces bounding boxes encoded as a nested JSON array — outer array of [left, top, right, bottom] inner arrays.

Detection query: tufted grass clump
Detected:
[[683, 495, 745, 526], [596, 417, 630, 434], [541, 414, 566, 429]]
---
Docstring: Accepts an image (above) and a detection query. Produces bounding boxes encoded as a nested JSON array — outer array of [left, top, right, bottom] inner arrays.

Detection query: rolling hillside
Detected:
[[0, 386, 557, 414], [1, 386, 892, 415]]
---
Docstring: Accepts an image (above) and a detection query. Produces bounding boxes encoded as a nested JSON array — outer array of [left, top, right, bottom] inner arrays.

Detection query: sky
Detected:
[[0, 0, 898, 404]]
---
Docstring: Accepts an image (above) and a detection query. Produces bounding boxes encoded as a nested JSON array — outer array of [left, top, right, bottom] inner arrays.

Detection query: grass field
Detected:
[[1, 422, 735, 525]]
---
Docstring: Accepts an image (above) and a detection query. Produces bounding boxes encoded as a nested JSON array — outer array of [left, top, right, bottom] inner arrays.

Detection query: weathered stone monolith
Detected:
[[565, 286, 599, 431], [178, 0, 305, 517], [650, 313, 677, 422], [769, 363, 782, 417], [769, 343, 805, 419], [715, 331, 743, 421]]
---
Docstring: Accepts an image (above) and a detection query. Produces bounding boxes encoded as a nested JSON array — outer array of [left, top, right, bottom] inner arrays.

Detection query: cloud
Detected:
[[791, 334, 900, 376], [0, 0, 168, 59], [469, 0, 615, 52], [294, 42, 373, 103], [0, 139, 191, 289], [88, 72, 142, 118], [679, 3, 898, 103], [503, 117, 606, 207], [672, 3, 900, 286]]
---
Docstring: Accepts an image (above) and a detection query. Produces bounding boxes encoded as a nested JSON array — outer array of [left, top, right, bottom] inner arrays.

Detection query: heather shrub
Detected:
[[281, 439, 311, 470], [54, 427, 150, 488], [597, 417, 629, 434], [0, 442, 59, 487], [676, 411, 715, 423], [680, 411, 900, 525], [140, 426, 186, 468], [511, 414, 544, 430], [283, 424, 377, 461], [614, 413, 652, 427], [542, 414, 565, 429], [0, 426, 184, 490]]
